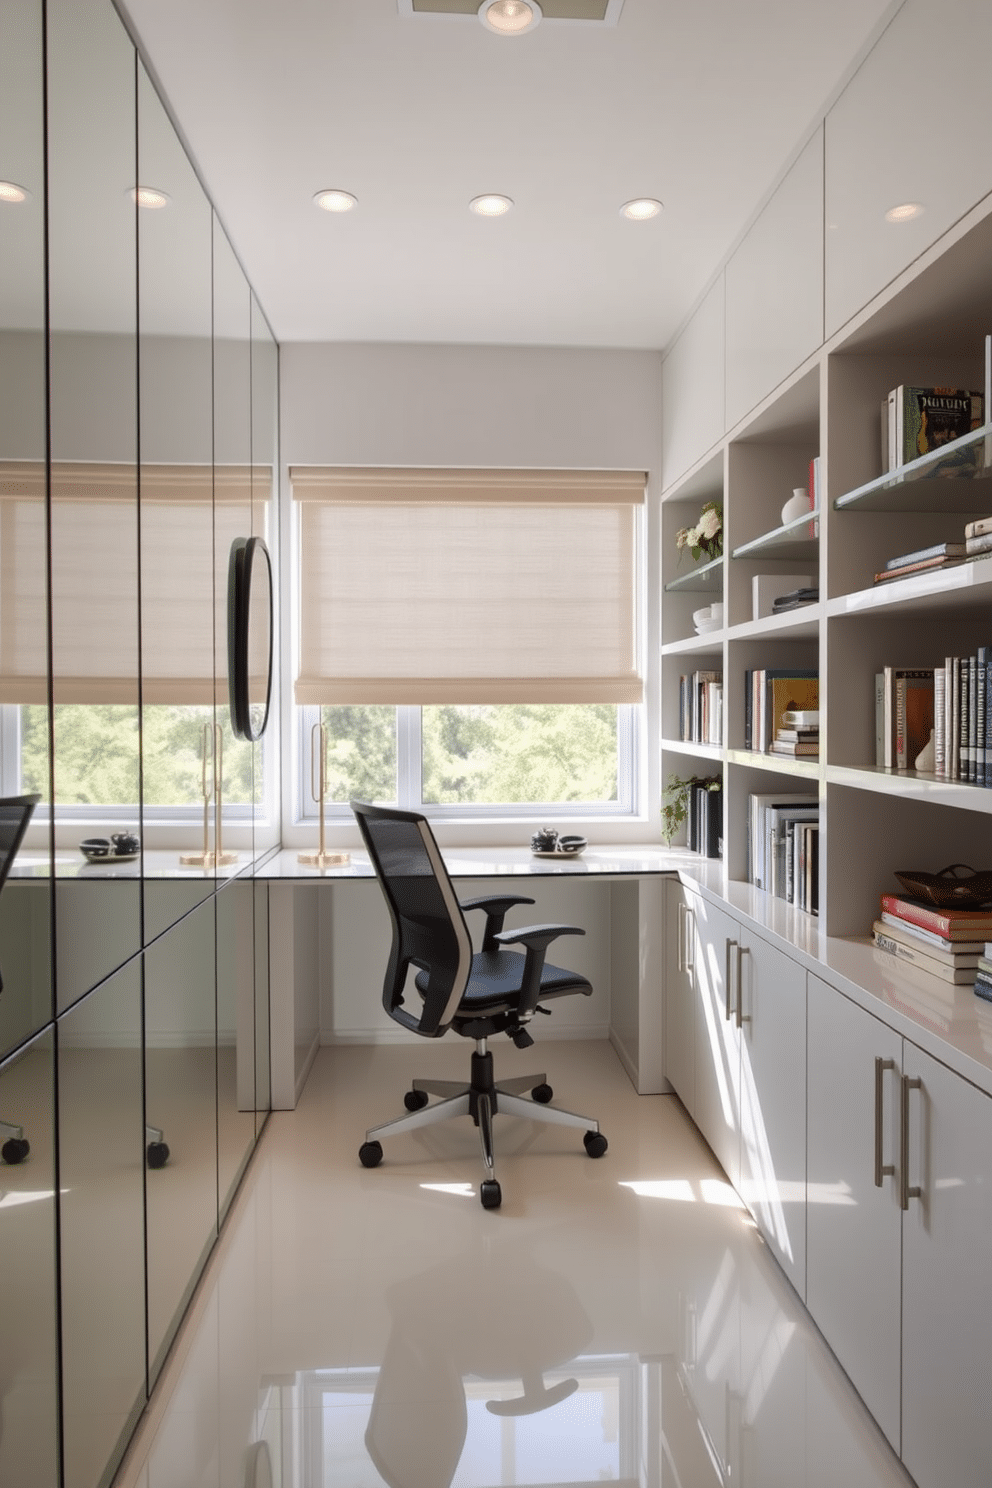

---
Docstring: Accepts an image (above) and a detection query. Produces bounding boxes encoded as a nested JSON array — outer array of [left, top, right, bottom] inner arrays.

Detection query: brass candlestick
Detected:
[[298, 720, 350, 868], [180, 722, 240, 867]]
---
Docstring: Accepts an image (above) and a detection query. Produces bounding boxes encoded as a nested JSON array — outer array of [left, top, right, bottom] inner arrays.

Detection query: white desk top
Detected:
[[258, 844, 707, 882]]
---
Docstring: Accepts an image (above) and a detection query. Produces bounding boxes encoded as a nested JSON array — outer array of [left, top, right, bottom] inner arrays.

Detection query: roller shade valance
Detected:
[[0, 461, 270, 705], [292, 466, 645, 707]]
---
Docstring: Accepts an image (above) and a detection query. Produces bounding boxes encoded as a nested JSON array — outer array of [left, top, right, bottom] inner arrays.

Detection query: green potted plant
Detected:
[[661, 772, 721, 846]]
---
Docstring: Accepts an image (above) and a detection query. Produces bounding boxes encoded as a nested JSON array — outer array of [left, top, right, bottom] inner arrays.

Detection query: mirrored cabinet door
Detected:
[[137, 62, 218, 898], [216, 879, 258, 1218], [47, 0, 141, 1008], [0, 1030, 59, 1488], [0, 0, 52, 1060], [58, 961, 145, 1488], [250, 293, 278, 866], [144, 898, 218, 1384], [212, 222, 254, 871]]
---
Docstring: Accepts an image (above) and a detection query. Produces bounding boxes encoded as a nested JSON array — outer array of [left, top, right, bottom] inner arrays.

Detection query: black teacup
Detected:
[[111, 832, 140, 855]]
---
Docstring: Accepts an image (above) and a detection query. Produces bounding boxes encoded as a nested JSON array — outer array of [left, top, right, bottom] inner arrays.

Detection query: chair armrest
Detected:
[[492, 923, 585, 1018], [460, 894, 535, 953]]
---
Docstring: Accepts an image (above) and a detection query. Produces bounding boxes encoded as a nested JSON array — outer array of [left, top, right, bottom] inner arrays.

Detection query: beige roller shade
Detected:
[[292, 466, 645, 706], [0, 461, 269, 705]]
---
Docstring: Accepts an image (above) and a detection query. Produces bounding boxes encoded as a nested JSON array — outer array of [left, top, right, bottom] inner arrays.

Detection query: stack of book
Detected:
[[679, 670, 723, 746], [748, 792, 818, 911], [770, 707, 819, 759], [872, 894, 992, 984], [688, 781, 722, 859], [974, 944, 992, 1003], [771, 586, 819, 612], [745, 669, 818, 754], [965, 515, 992, 560], [874, 541, 966, 585]]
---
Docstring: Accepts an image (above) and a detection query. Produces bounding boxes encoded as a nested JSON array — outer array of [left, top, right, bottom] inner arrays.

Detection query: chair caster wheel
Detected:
[[583, 1130, 608, 1158], [404, 1088, 429, 1112], [480, 1180, 502, 1210], [146, 1141, 170, 1169], [1, 1137, 29, 1165], [359, 1140, 383, 1168], [531, 1083, 553, 1104]]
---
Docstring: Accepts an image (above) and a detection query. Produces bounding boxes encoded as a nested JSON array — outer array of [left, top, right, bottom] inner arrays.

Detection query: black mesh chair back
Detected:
[[352, 801, 472, 1037]]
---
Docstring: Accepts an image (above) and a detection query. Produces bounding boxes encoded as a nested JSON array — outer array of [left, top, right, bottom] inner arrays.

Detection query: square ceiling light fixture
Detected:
[[398, 0, 625, 25]]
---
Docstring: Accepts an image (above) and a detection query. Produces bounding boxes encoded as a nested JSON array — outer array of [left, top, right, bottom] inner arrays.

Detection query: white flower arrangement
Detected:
[[675, 501, 723, 564]]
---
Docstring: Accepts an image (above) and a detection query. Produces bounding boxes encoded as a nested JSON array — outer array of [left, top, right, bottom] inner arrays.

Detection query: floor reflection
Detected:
[[114, 1041, 913, 1488]]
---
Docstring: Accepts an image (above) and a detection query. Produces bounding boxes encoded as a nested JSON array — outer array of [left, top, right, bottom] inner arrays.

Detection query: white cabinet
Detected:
[[806, 974, 902, 1450], [737, 928, 807, 1296], [660, 276, 725, 489], [901, 1044, 992, 1488], [663, 879, 696, 1116], [690, 893, 807, 1288]]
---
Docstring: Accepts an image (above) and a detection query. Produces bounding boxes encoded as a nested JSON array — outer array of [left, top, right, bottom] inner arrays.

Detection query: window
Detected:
[[292, 464, 645, 821]]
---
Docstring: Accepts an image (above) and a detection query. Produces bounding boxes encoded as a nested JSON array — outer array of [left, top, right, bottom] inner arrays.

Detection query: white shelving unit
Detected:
[[661, 201, 992, 942]]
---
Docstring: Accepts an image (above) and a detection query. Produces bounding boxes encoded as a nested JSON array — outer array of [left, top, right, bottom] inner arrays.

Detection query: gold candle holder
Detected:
[[298, 720, 350, 868], [180, 722, 240, 868]]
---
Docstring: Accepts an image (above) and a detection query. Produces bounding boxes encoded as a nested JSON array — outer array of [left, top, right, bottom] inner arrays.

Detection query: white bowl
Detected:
[[694, 616, 722, 635], [692, 605, 712, 626]]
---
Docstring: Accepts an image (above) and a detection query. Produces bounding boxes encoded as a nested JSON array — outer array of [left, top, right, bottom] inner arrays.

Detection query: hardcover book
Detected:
[[887, 386, 983, 469], [880, 894, 992, 937]]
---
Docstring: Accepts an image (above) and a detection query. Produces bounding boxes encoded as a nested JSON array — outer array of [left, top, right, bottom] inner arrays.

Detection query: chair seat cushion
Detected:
[[414, 948, 590, 1014]]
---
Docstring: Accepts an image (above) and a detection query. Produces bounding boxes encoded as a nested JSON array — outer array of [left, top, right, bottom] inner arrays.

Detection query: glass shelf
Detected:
[[664, 555, 724, 594], [834, 423, 992, 513], [731, 507, 819, 561]]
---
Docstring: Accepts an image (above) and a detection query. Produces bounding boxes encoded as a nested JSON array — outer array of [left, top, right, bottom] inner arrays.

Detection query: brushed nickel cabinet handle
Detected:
[[725, 940, 738, 1021], [735, 945, 750, 1029], [677, 900, 686, 972], [900, 1074, 923, 1211], [686, 907, 695, 976], [874, 1056, 896, 1188]]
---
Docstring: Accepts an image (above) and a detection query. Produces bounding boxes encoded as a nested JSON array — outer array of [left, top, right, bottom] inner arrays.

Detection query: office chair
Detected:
[[351, 801, 607, 1209], [0, 794, 41, 1165]]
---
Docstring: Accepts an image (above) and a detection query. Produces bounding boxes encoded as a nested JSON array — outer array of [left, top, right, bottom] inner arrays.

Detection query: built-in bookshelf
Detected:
[[660, 201, 992, 941]]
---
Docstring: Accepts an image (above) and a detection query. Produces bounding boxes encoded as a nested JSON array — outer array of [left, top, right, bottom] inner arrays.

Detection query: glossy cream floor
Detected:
[[112, 1040, 913, 1488]]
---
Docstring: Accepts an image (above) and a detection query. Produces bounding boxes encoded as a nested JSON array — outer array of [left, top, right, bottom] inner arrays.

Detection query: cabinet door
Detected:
[[664, 881, 695, 1116], [692, 896, 741, 1186], [806, 975, 901, 1451], [737, 930, 807, 1296], [901, 1045, 992, 1488]]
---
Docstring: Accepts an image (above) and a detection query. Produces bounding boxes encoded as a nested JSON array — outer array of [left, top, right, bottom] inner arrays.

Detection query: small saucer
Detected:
[[531, 847, 586, 859]]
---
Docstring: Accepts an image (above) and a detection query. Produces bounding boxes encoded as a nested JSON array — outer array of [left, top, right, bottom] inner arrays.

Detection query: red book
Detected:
[[880, 893, 992, 939]]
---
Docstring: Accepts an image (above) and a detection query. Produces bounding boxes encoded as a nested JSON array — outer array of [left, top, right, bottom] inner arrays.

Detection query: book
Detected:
[[934, 664, 945, 776], [965, 516, 992, 539], [871, 921, 980, 969], [887, 386, 983, 468], [770, 739, 819, 757], [880, 894, 992, 937], [884, 542, 967, 570], [879, 911, 985, 954], [974, 976, 992, 1004], [748, 792, 817, 890], [783, 709, 819, 727], [776, 727, 820, 741], [895, 670, 933, 769], [872, 931, 978, 982], [874, 554, 967, 584], [965, 532, 992, 558]]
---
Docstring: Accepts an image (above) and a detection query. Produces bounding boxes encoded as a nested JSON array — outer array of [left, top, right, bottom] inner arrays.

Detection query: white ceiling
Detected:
[[119, 0, 897, 351]]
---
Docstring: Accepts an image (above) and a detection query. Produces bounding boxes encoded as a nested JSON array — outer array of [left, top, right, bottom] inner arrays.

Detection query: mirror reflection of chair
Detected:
[[0, 795, 40, 1165], [351, 801, 608, 1209], [365, 1237, 592, 1488]]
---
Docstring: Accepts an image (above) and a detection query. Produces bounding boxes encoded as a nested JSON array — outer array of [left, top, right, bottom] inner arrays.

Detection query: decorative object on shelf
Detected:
[[79, 833, 140, 863], [661, 772, 720, 849], [79, 837, 110, 861], [894, 864, 992, 909], [530, 827, 559, 852], [752, 574, 813, 621], [781, 488, 811, 526], [691, 603, 722, 635], [179, 722, 239, 868], [883, 386, 983, 473], [298, 721, 350, 868], [675, 502, 722, 564], [914, 729, 936, 772]]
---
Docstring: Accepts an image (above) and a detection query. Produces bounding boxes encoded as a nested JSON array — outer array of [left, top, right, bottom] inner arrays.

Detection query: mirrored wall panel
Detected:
[[47, 0, 141, 1006], [250, 293, 279, 862], [137, 63, 219, 896], [0, 0, 52, 1054], [216, 880, 258, 1219], [58, 960, 145, 1488], [0, 1030, 59, 1488], [144, 898, 218, 1383]]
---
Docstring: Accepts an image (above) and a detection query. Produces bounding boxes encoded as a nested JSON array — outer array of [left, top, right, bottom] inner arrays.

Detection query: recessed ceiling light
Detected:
[[469, 193, 514, 217], [0, 180, 29, 204], [314, 189, 358, 213], [129, 186, 170, 209], [478, 0, 542, 34], [884, 202, 924, 223], [620, 198, 663, 221]]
